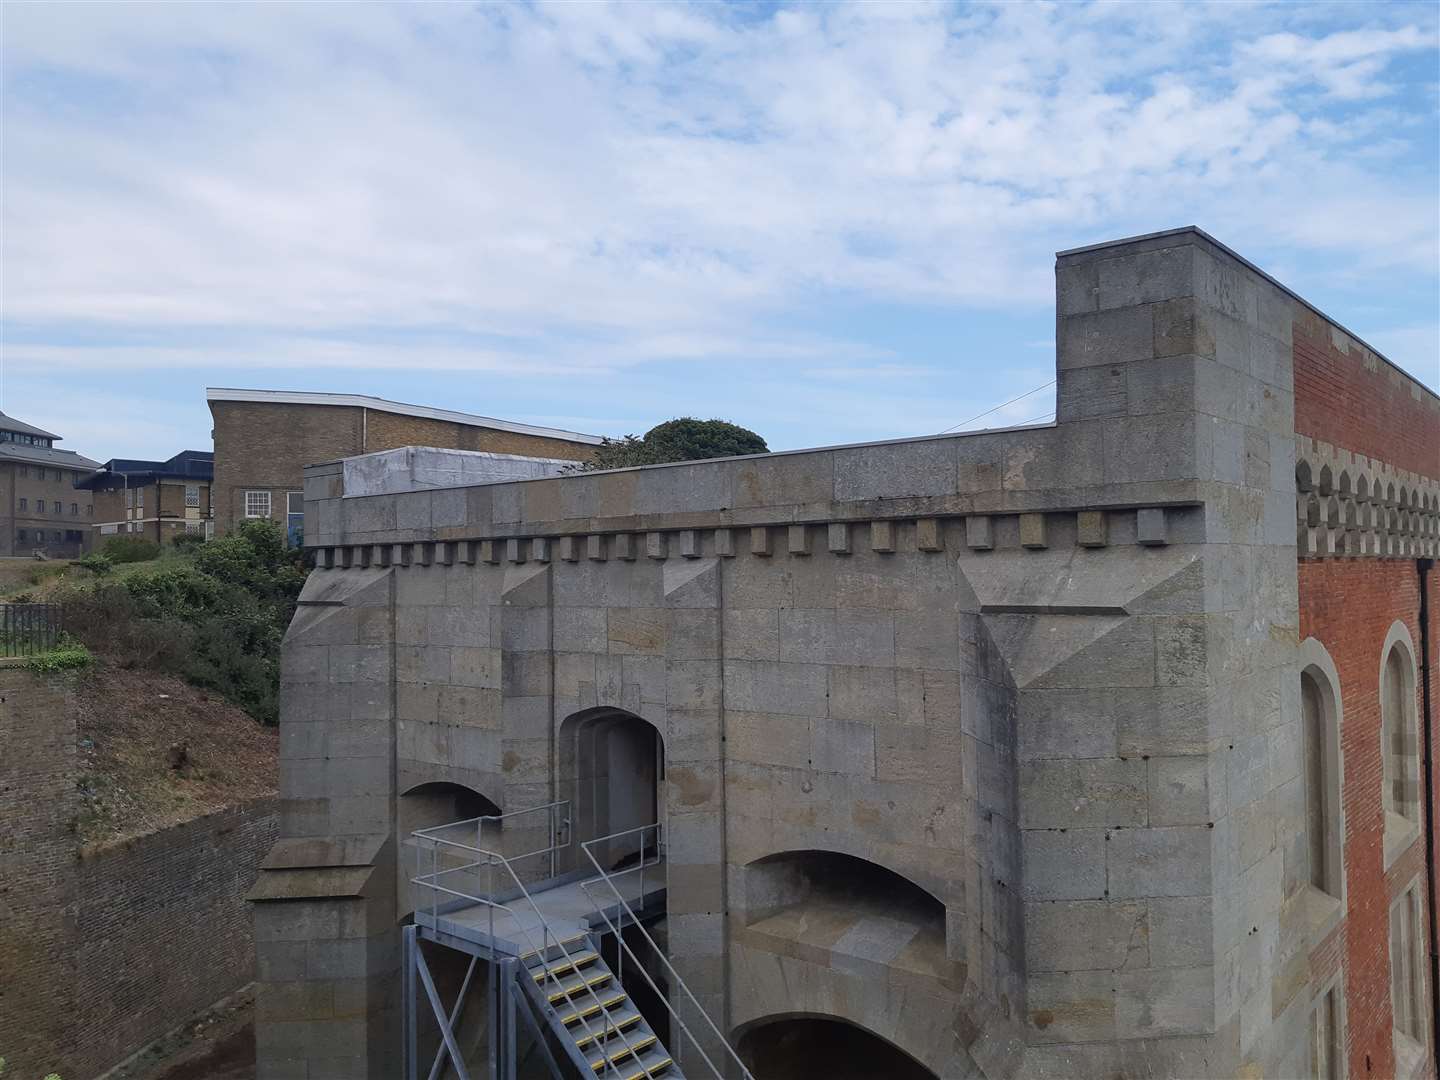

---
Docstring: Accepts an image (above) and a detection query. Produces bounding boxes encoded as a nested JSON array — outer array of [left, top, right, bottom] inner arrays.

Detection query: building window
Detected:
[[1382, 630, 1420, 841], [18, 497, 26, 512], [245, 490, 272, 519], [185, 484, 200, 508], [86, 504, 92, 516], [1309, 987, 1339, 1079], [286, 491, 304, 547], [1391, 881, 1427, 1065], [35, 499, 45, 514], [125, 488, 135, 509], [184, 521, 203, 535], [1302, 667, 1342, 897], [70, 502, 78, 515], [16, 529, 26, 544]]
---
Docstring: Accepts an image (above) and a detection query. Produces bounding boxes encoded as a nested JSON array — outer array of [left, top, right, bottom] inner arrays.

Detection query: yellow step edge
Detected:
[[532, 950, 600, 982], [558, 990, 627, 1024], [519, 934, 588, 961], [618, 1057, 672, 1080], [590, 1034, 658, 1071], [574, 1012, 643, 1050], [547, 970, 613, 1004]]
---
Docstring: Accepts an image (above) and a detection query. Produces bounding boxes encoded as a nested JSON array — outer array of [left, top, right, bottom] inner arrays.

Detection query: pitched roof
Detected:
[[206, 388, 603, 445], [0, 443, 101, 472], [0, 410, 61, 441]]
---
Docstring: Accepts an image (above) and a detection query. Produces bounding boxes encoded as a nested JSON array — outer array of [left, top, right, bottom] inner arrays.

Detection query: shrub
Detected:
[[76, 553, 113, 576], [26, 636, 92, 674], [570, 417, 768, 471], [58, 520, 304, 724], [102, 536, 162, 563], [171, 531, 207, 549]]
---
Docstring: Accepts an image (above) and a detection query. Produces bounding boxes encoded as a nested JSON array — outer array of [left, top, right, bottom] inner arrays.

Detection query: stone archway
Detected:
[[559, 707, 665, 872], [736, 1014, 940, 1080], [397, 781, 501, 921]]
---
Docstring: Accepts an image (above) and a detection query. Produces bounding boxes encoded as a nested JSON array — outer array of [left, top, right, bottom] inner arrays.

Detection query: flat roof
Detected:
[[206, 388, 604, 445]]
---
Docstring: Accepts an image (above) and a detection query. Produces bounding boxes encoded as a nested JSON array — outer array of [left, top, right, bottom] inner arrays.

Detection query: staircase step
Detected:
[[531, 949, 600, 982], [608, 1047, 675, 1079], [545, 968, 613, 1004], [557, 988, 627, 1025], [587, 1030, 659, 1072], [520, 934, 589, 965], [572, 1006, 645, 1050]]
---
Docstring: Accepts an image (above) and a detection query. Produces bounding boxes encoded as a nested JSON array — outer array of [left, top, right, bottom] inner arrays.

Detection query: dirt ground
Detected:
[[104, 989, 256, 1080], [71, 663, 278, 851]]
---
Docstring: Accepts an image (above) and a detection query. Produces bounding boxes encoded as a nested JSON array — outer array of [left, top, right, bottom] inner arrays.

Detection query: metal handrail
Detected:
[[581, 824, 756, 1080], [411, 805, 664, 1078]]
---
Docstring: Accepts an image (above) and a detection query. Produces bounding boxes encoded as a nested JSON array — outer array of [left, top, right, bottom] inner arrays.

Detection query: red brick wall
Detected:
[[70, 800, 279, 1078], [1293, 308, 1440, 480], [0, 667, 278, 1078], [1299, 559, 1435, 1079]]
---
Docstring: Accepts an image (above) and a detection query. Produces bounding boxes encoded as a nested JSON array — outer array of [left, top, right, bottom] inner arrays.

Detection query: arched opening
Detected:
[[736, 1015, 938, 1080], [398, 781, 501, 921], [560, 708, 664, 872], [1381, 641, 1418, 825], [742, 850, 950, 982], [1301, 667, 1341, 898]]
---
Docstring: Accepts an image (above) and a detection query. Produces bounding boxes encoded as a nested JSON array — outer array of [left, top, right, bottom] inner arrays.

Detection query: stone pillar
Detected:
[[251, 567, 400, 1080], [1003, 229, 1301, 1077]]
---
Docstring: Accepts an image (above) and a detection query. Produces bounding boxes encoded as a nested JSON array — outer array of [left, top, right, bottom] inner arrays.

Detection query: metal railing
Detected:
[[0, 603, 62, 657], [581, 823, 756, 1080], [409, 802, 670, 1079]]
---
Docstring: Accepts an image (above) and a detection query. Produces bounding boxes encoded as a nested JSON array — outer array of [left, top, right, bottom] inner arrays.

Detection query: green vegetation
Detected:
[[101, 535, 162, 563], [24, 636, 93, 675], [570, 417, 769, 471], [76, 552, 114, 575], [60, 520, 306, 724]]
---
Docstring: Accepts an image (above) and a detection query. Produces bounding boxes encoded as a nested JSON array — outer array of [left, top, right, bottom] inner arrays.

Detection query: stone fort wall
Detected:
[[0, 669, 277, 1079]]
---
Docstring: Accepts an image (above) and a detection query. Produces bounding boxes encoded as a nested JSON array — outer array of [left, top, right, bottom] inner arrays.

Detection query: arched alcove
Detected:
[[398, 781, 501, 921], [736, 1014, 939, 1080], [744, 848, 945, 928], [560, 708, 665, 871]]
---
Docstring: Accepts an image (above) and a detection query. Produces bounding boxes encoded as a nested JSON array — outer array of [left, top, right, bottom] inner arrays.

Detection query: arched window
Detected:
[[1380, 624, 1420, 866], [1298, 640, 1345, 903]]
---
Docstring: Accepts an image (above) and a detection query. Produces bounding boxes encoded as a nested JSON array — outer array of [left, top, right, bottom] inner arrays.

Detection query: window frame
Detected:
[[1307, 980, 1344, 1080], [1298, 638, 1346, 903], [1390, 878, 1429, 1075], [185, 484, 200, 508], [1379, 622, 1421, 868], [244, 489, 272, 519]]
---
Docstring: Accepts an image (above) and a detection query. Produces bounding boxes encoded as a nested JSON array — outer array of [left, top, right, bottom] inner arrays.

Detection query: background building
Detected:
[[0, 411, 100, 558], [76, 451, 214, 545], [206, 388, 602, 542]]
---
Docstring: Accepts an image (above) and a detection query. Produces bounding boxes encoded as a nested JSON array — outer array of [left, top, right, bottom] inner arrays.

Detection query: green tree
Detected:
[[573, 418, 768, 471]]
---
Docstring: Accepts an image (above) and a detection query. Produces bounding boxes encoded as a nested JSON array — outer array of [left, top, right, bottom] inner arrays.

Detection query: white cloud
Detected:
[[0, 0, 1436, 379]]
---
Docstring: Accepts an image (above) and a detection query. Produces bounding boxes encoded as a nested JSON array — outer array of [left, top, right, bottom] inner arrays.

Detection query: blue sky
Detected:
[[2, 1, 1437, 463]]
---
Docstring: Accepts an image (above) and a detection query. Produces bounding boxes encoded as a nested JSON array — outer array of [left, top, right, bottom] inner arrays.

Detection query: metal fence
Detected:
[[0, 603, 63, 657]]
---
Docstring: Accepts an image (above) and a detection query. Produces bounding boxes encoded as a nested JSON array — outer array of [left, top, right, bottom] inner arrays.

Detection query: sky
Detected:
[[2, 0, 1437, 464]]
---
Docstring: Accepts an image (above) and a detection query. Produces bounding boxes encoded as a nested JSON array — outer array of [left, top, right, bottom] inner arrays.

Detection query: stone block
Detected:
[[1019, 758, 1148, 829], [614, 533, 636, 560], [714, 528, 735, 557], [827, 522, 851, 554], [1115, 966, 1215, 1038], [828, 665, 897, 722], [1077, 511, 1109, 547], [646, 531, 667, 560], [607, 608, 666, 655], [505, 538, 526, 564], [1107, 826, 1213, 899], [1023, 829, 1107, 901], [723, 608, 779, 661], [750, 526, 772, 557], [1019, 513, 1048, 549], [916, 518, 944, 552], [678, 530, 701, 559], [1148, 896, 1214, 967], [870, 520, 895, 553], [778, 608, 895, 667], [1148, 755, 1220, 826], [1057, 304, 1155, 371], [1025, 900, 1148, 972], [1026, 970, 1118, 1043], [809, 717, 876, 776], [557, 536, 579, 562], [833, 439, 956, 501], [724, 660, 829, 716], [965, 515, 993, 550], [787, 524, 811, 555]]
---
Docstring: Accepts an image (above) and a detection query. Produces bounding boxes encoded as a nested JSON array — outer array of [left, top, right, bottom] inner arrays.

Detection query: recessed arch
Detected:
[[559, 707, 665, 871], [1296, 460, 1314, 492], [1317, 464, 1333, 496], [1298, 638, 1345, 902], [1337, 470, 1352, 498], [1380, 621, 1420, 867], [398, 781, 502, 921], [734, 1013, 940, 1080], [743, 847, 947, 925]]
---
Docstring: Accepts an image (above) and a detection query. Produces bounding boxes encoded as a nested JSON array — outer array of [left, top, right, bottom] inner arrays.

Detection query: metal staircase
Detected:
[[406, 802, 751, 1080]]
